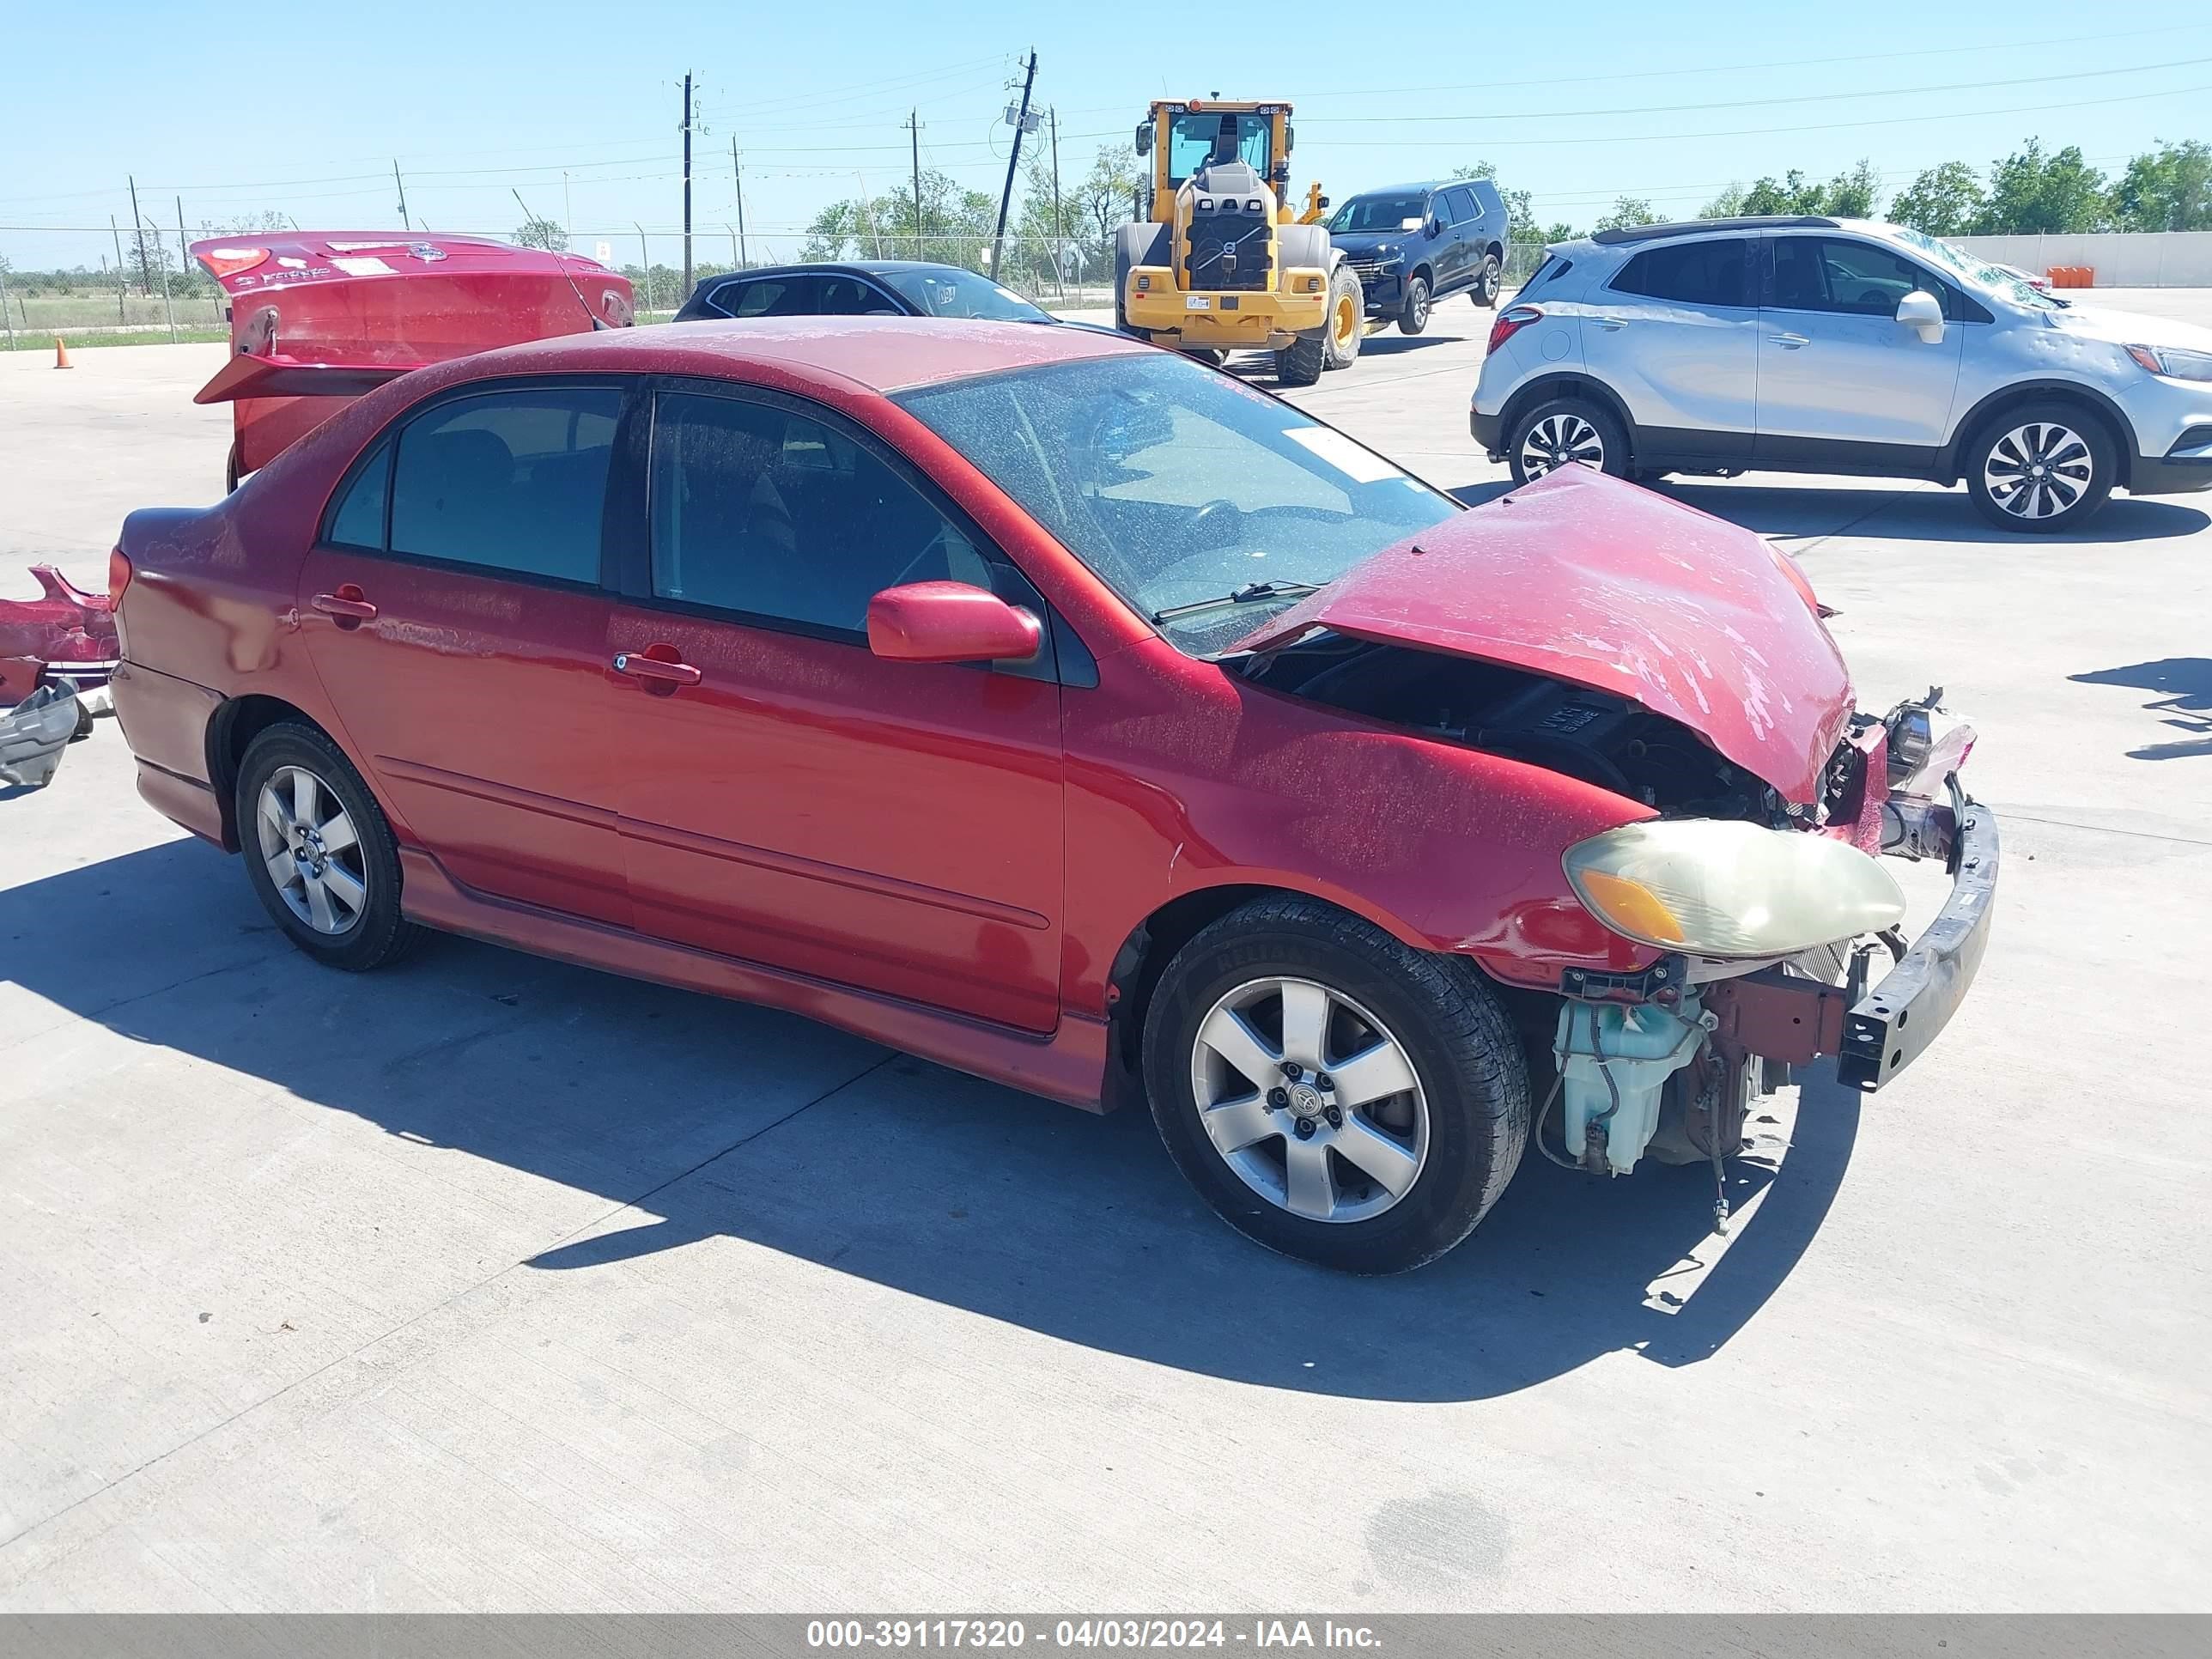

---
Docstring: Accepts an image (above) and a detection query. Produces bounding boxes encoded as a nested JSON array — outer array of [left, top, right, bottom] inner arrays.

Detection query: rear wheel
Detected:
[[1506, 394, 1630, 483], [236, 722, 422, 973], [1398, 273, 1431, 335], [1471, 252, 1503, 307], [1274, 326, 1327, 387], [1141, 896, 1529, 1273], [1965, 402, 2115, 532], [1322, 264, 1364, 371]]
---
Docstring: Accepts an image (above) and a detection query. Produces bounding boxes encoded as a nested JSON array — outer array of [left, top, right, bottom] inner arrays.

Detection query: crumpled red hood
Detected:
[[1234, 466, 1854, 804]]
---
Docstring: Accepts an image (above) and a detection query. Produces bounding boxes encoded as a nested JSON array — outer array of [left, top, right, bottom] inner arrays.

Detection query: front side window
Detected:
[[1611, 238, 1751, 308], [718, 277, 821, 319], [649, 391, 992, 635], [1775, 237, 1940, 316], [894, 353, 1457, 658], [385, 386, 620, 582], [876, 265, 1050, 323], [1166, 112, 1271, 185], [1328, 193, 1426, 234]]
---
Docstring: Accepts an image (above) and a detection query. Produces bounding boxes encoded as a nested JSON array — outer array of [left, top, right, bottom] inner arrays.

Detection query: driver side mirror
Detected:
[[1896, 290, 1945, 344], [867, 581, 1041, 665], [1135, 122, 1152, 156]]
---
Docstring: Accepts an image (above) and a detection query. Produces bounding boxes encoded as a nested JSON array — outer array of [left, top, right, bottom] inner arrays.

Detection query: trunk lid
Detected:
[[1233, 466, 1855, 804]]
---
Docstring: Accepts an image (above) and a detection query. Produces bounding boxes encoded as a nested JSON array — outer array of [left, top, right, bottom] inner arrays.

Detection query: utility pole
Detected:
[[679, 71, 695, 300], [563, 171, 572, 240], [126, 174, 152, 294], [635, 222, 652, 312], [108, 220, 127, 322], [1048, 106, 1066, 296], [393, 161, 410, 230], [144, 218, 177, 341], [731, 138, 748, 268], [990, 50, 1038, 280], [173, 196, 195, 319], [906, 108, 923, 254]]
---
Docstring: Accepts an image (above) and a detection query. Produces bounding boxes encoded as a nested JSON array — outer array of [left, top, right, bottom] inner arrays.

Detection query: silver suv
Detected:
[[1470, 216, 2212, 532]]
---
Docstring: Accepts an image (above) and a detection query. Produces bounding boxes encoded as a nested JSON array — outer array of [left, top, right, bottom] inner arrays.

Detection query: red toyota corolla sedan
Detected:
[[109, 318, 1996, 1273]]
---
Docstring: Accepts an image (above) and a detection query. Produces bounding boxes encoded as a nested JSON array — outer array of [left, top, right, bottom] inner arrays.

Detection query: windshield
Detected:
[[1892, 228, 2063, 311], [877, 266, 1050, 323], [1167, 112, 1271, 185], [1328, 193, 1425, 234], [893, 353, 1458, 656]]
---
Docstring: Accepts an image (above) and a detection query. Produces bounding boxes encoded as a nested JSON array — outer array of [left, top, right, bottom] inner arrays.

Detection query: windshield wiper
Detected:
[[1150, 580, 1323, 624]]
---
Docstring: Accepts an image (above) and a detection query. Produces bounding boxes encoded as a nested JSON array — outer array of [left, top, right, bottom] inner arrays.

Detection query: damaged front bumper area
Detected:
[[1705, 784, 1999, 1092]]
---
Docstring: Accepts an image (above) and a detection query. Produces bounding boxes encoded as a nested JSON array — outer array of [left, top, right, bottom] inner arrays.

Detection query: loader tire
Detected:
[[1322, 264, 1363, 371]]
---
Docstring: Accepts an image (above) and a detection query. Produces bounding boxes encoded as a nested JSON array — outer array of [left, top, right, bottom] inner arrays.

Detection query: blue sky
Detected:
[[5, 1, 2209, 269]]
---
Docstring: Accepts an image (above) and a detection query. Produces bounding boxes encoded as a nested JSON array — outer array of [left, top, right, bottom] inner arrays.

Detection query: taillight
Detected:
[[108, 547, 133, 608], [197, 245, 269, 279], [1487, 303, 1541, 356]]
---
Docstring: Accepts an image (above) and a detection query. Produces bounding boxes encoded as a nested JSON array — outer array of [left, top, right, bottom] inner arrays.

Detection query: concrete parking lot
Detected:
[[3, 297, 2209, 1612]]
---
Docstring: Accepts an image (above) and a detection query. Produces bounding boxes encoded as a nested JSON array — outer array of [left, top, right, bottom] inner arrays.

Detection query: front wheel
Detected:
[[1398, 274, 1431, 336], [1505, 394, 1630, 484], [1322, 264, 1364, 371], [1141, 896, 1529, 1273], [1964, 403, 2114, 532]]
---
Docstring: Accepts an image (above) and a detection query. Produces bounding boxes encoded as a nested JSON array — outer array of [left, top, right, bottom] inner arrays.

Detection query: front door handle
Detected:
[[310, 586, 378, 629], [613, 647, 703, 693], [1769, 332, 1810, 349], [1595, 316, 1627, 331]]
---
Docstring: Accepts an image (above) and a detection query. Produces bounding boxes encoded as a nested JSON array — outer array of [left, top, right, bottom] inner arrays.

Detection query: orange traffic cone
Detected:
[[53, 337, 72, 368]]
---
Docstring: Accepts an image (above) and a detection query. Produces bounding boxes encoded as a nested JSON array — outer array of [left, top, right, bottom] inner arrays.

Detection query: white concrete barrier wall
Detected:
[[1949, 232, 2212, 287]]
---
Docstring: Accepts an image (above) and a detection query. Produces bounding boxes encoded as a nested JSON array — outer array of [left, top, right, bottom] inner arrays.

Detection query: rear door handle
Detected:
[[1769, 332, 1810, 349], [613, 648, 703, 691], [310, 586, 378, 629]]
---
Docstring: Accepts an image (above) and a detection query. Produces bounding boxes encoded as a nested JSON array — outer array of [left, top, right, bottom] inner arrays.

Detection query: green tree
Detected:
[[1824, 159, 1881, 218], [512, 216, 568, 252], [1889, 161, 1985, 236], [1740, 171, 1823, 216], [1699, 184, 1749, 218], [803, 169, 995, 269], [1452, 161, 1547, 246], [1592, 197, 1660, 233], [2110, 139, 2212, 232], [1978, 139, 2109, 233]]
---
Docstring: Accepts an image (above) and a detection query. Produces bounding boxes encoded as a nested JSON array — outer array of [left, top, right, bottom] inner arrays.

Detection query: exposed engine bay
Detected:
[[1240, 633, 1788, 821]]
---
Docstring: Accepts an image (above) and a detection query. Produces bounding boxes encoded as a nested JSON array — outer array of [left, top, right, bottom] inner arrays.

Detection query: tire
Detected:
[[1398, 273, 1431, 336], [235, 721, 422, 972], [1322, 264, 1363, 371], [224, 440, 243, 495], [1274, 327, 1326, 387], [1471, 252, 1503, 307], [1140, 896, 1529, 1274], [1963, 401, 2116, 532], [1505, 394, 1631, 485]]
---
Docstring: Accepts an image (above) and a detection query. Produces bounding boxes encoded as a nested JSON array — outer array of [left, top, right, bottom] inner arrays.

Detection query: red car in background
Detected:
[[108, 318, 1995, 1272], [189, 232, 633, 490]]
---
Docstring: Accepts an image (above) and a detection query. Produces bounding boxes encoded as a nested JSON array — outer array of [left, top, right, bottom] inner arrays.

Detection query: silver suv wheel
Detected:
[[1188, 975, 1430, 1224], [1982, 421, 2094, 520], [1518, 411, 1604, 477]]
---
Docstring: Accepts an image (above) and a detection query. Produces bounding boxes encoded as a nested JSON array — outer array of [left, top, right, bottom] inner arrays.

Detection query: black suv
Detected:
[[1327, 180, 1509, 335], [674, 261, 1053, 325]]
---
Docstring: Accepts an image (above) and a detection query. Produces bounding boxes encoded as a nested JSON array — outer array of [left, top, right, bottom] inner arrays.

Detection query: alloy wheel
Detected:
[[1984, 422, 2094, 520], [1188, 975, 1429, 1224], [1517, 412, 1604, 477], [255, 764, 369, 935]]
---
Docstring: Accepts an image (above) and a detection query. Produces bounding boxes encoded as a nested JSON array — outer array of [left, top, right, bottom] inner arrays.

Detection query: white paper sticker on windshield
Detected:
[[331, 256, 394, 276], [1285, 425, 1400, 483]]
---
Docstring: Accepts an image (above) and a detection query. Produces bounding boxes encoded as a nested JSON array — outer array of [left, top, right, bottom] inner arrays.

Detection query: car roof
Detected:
[[1349, 181, 1445, 197], [443, 314, 1143, 396], [686, 259, 991, 291], [1589, 215, 1840, 246]]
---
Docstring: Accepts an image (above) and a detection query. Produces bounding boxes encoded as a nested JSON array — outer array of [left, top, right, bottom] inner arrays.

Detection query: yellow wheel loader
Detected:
[[1113, 100, 1364, 386]]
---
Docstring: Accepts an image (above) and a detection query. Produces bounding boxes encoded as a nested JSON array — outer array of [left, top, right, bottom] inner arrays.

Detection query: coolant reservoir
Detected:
[[1553, 995, 1706, 1176]]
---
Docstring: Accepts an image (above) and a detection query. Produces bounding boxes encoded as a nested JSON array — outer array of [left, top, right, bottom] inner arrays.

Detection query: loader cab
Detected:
[[1136, 101, 1294, 216]]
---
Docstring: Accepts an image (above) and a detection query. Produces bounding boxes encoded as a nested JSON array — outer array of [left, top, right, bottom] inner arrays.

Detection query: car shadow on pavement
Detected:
[[2069, 658, 2212, 761], [1655, 482, 2211, 544], [7, 836, 1862, 1402]]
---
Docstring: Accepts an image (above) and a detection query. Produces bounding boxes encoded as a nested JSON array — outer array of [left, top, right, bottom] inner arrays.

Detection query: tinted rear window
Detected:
[[1611, 239, 1749, 307], [387, 387, 620, 583]]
